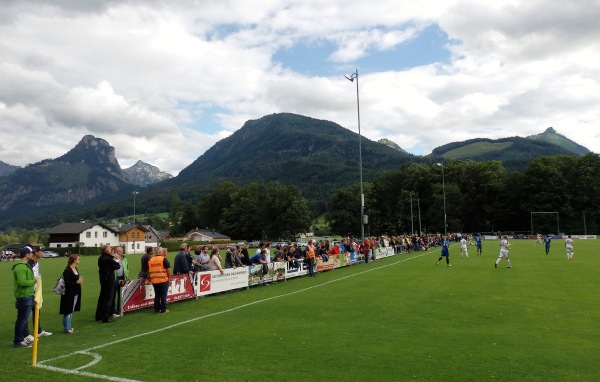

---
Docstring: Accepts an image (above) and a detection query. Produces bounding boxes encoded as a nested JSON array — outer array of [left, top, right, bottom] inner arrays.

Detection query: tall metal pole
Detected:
[[346, 69, 364, 244], [133, 191, 139, 254], [438, 163, 447, 236], [417, 197, 422, 235], [410, 193, 414, 235]]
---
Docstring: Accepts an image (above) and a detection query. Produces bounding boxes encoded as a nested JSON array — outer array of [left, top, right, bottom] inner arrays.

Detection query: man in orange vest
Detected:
[[305, 240, 316, 277], [148, 247, 171, 314]]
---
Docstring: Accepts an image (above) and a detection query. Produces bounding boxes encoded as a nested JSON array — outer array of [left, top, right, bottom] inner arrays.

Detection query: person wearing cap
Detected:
[[12, 246, 39, 348], [28, 246, 53, 338]]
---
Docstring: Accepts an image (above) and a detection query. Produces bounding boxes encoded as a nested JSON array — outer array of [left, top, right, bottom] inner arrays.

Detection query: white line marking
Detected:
[[38, 250, 432, 381]]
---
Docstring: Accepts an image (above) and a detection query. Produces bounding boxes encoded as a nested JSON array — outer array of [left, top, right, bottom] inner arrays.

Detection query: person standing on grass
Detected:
[[173, 243, 194, 276], [544, 234, 552, 255], [95, 244, 121, 323], [209, 248, 225, 275], [436, 236, 452, 267], [148, 247, 171, 314], [495, 235, 512, 268], [60, 254, 83, 334], [305, 239, 317, 276], [240, 243, 251, 266], [110, 246, 128, 318], [565, 235, 575, 260], [476, 233, 483, 256], [28, 245, 52, 337], [460, 236, 469, 259], [193, 245, 210, 272], [12, 246, 38, 348], [139, 246, 154, 278]]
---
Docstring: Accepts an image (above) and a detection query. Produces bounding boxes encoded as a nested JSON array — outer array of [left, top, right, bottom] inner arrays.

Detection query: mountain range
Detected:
[[0, 113, 591, 228]]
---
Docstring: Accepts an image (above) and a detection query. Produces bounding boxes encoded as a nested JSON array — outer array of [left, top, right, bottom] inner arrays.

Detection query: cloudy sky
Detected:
[[1, 0, 599, 175]]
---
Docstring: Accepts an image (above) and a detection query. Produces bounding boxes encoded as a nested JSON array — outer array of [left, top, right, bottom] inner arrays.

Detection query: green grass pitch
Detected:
[[1, 239, 598, 381]]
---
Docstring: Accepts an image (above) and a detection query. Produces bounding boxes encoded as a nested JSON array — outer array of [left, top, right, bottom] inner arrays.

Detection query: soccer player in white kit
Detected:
[[565, 235, 575, 260], [460, 237, 469, 259], [495, 235, 512, 268]]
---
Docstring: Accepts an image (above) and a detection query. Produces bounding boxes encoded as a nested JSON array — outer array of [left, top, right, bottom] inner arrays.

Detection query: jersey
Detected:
[[565, 238, 574, 249], [441, 240, 450, 256], [499, 238, 510, 256]]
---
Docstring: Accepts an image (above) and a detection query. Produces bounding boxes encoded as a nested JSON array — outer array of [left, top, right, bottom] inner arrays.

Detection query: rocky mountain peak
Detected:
[[123, 160, 173, 187], [58, 135, 125, 181]]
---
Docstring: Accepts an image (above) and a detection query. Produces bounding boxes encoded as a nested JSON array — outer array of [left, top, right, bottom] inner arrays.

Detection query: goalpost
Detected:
[[530, 211, 559, 236]]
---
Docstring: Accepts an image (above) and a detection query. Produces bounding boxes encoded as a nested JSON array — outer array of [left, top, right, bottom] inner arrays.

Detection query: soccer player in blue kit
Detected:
[[476, 233, 483, 256], [544, 234, 551, 255], [436, 236, 452, 267]]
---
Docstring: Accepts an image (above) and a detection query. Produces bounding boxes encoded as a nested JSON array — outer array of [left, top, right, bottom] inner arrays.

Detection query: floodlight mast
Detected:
[[437, 163, 447, 236], [345, 69, 364, 244], [133, 191, 139, 254]]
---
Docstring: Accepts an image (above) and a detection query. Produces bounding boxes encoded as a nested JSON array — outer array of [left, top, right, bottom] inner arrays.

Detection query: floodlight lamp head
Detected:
[[344, 74, 354, 82]]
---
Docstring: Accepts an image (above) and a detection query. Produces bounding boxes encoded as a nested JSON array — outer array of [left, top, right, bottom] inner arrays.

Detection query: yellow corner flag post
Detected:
[[32, 277, 43, 366]]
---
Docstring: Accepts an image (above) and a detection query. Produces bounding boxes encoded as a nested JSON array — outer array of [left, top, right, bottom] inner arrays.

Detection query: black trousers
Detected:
[[95, 281, 115, 322]]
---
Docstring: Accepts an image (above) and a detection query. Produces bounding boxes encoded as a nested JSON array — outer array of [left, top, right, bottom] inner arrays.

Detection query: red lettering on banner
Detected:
[[200, 273, 211, 292]]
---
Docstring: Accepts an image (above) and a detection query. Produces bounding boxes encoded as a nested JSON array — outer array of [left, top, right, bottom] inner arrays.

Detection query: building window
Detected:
[[95, 232, 98, 238], [86, 232, 91, 238], [103, 232, 107, 238], [137, 233, 141, 239], [57, 244, 62, 248], [132, 243, 135, 249]]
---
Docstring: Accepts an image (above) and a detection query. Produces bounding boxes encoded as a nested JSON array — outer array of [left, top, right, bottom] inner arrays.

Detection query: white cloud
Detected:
[[1, 0, 599, 176]]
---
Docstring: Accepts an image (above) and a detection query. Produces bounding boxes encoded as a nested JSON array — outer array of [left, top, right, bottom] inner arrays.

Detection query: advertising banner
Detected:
[[349, 251, 361, 265], [196, 268, 249, 297], [374, 247, 395, 259], [285, 259, 308, 278], [248, 262, 286, 286], [316, 253, 340, 272], [122, 274, 195, 313]]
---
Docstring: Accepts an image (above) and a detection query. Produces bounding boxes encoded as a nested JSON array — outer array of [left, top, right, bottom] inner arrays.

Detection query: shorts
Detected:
[[498, 250, 509, 259]]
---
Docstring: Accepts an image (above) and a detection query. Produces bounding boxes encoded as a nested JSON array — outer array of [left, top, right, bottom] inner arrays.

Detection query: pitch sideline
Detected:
[[37, 248, 435, 381]]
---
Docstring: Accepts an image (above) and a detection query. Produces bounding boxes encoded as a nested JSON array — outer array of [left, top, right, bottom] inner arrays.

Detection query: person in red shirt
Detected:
[[363, 239, 371, 263]]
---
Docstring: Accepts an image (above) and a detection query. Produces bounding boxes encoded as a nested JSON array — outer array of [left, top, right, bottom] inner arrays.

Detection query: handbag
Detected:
[[52, 275, 66, 295]]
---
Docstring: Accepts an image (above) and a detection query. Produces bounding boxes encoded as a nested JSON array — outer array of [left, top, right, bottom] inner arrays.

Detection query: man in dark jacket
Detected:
[[95, 244, 121, 323], [173, 243, 193, 275]]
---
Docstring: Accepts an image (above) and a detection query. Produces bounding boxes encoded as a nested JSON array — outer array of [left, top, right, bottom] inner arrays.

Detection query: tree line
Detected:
[[167, 153, 600, 240]]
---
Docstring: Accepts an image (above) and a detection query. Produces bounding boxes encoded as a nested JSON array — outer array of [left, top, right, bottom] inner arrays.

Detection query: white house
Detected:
[[44, 222, 120, 249]]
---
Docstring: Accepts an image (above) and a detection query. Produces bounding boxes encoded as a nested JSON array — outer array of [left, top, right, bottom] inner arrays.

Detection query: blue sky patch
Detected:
[[273, 24, 452, 76]]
